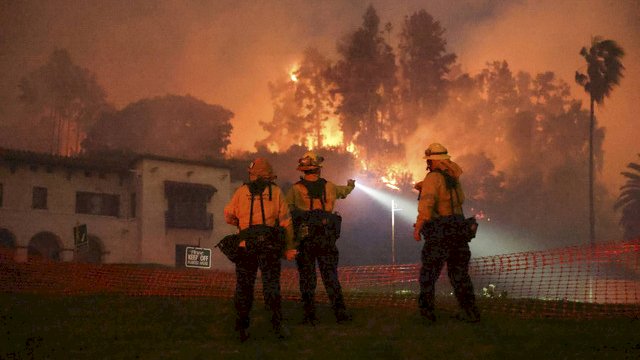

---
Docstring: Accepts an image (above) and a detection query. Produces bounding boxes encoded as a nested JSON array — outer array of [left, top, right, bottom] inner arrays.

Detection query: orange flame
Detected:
[[289, 64, 299, 83], [381, 175, 400, 191]]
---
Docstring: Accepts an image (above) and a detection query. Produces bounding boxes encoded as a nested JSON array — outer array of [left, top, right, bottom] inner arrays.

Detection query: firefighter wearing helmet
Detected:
[[414, 143, 480, 323], [224, 158, 296, 342], [286, 151, 356, 324]]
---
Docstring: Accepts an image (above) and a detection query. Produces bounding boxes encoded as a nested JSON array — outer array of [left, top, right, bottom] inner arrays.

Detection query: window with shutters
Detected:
[[76, 192, 120, 217], [164, 181, 216, 230]]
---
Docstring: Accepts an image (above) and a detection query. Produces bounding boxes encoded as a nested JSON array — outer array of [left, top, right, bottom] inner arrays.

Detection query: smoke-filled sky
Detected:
[[1, 0, 639, 193]]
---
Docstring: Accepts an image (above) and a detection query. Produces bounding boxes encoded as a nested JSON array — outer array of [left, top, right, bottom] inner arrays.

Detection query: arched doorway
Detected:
[[74, 235, 103, 264], [28, 232, 61, 262], [0, 228, 16, 262]]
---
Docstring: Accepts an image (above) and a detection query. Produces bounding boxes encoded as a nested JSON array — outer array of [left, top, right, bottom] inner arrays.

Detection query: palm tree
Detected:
[[614, 154, 640, 240], [575, 37, 625, 246]]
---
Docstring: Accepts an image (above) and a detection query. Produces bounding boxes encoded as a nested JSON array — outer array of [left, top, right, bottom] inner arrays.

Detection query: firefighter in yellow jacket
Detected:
[[224, 158, 296, 342], [286, 151, 355, 324], [414, 143, 480, 323]]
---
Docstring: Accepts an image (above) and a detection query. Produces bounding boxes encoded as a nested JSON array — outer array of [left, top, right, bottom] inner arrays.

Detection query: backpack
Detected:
[[420, 170, 478, 244], [292, 178, 342, 245]]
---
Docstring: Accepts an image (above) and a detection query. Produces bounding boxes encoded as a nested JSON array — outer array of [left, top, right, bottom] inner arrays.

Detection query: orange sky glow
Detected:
[[1, 0, 638, 194]]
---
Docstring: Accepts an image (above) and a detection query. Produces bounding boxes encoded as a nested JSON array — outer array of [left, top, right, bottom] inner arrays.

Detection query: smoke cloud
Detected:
[[452, 0, 640, 193], [1, 0, 637, 192]]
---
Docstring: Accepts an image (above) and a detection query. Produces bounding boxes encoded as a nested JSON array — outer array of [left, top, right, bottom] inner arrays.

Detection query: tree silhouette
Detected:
[[257, 76, 306, 152], [257, 47, 336, 151], [614, 154, 640, 240], [398, 9, 456, 122], [575, 37, 625, 245], [295, 48, 337, 149], [83, 94, 233, 160], [19, 49, 109, 156], [330, 5, 397, 160]]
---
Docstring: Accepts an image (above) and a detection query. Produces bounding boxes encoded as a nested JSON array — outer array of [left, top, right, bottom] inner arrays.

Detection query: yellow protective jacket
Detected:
[[416, 170, 465, 224], [224, 182, 295, 250]]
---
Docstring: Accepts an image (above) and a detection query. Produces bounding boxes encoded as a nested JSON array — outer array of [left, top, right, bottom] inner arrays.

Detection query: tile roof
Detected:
[[0, 147, 231, 174]]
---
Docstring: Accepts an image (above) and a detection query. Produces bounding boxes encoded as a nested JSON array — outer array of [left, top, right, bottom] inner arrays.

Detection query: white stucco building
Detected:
[[0, 148, 240, 270]]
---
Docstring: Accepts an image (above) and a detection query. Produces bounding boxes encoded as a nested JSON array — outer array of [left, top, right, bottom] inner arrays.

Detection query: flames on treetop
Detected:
[[279, 63, 422, 192]]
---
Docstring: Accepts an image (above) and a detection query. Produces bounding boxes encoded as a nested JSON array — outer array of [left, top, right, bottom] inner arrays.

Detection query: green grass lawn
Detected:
[[1, 293, 638, 359]]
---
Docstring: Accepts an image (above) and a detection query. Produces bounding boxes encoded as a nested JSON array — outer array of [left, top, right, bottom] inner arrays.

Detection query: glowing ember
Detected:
[[346, 142, 357, 154], [289, 65, 299, 82], [360, 160, 368, 171]]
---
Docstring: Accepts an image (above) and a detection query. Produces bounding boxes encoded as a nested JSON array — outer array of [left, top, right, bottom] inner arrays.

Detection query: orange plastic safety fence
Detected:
[[1, 240, 638, 319]]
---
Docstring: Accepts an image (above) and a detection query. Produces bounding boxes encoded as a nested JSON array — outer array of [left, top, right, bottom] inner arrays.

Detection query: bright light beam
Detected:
[[355, 182, 418, 224], [355, 181, 538, 258]]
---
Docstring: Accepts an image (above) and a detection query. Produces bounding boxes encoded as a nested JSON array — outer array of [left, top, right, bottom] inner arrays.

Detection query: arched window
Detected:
[[28, 232, 61, 262], [0, 228, 16, 262]]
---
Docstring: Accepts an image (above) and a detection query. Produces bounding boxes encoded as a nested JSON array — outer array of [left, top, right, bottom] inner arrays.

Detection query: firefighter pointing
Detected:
[[286, 151, 355, 325], [414, 143, 480, 323]]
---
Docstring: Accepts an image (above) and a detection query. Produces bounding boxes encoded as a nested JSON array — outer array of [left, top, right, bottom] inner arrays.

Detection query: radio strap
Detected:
[[247, 180, 272, 226]]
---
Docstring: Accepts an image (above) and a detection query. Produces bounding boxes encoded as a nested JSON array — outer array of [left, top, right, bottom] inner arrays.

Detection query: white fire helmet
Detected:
[[423, 143, 451, 160]]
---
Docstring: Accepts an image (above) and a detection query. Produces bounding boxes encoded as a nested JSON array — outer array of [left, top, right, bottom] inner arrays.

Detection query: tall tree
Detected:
[[83, 94, 233, 160], [257, 77, 305, 152], [575, 37, 625, 245], [294, 47, 336, 149], [481, 61, 518, 112], [471, 61, 519, 147], [329, 5, 397, 160], [398, 9, 456, 124], [19, 49, 108, 156], [257, 47, 336, 152], [614, 154, 640, 240]]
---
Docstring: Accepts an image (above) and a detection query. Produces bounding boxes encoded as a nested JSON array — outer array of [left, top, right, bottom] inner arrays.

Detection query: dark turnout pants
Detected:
[[296, 238, 347, 317], [234, 249, 282, 330], [418, 236, 477, 314]]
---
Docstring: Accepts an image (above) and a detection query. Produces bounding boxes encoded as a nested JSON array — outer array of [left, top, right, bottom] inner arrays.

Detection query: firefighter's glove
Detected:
[[347, 179, 356, 188]]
